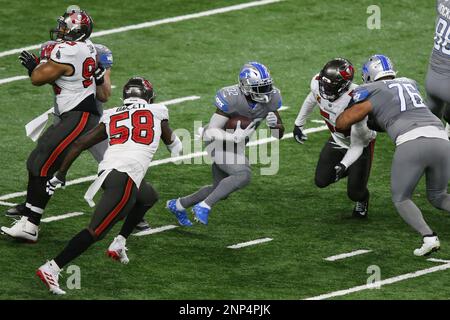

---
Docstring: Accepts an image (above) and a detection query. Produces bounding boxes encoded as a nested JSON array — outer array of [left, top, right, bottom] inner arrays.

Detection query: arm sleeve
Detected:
[[203, 112, 236, 142], [340, 118, 373, 168], [295, 91, 317, 127]]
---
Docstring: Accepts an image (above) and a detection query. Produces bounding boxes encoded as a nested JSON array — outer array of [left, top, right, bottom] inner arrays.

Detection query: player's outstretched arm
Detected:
[[267, 111, 284, 139], [336, 101, 372, 131], [30, 60, 73, 86], [293, 92, 316, 143], [95, 68, 112, 102], [161, 120, 182, 157]]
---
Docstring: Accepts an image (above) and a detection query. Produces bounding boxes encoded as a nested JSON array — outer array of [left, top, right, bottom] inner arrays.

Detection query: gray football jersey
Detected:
[[430, 0, 450, 74], [214, 84, 282, 124], [352, 77, 443, 142]]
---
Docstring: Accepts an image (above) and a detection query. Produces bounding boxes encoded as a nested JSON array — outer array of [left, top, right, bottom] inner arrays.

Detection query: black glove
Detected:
[[94, 63, 106, 86], [334, 163, 347, 182], [293, 125, 307, 144], [19, 51, 39, 76]]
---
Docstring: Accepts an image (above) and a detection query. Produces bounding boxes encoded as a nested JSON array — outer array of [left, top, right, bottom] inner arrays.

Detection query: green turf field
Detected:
[[1, 0, 450, 300]]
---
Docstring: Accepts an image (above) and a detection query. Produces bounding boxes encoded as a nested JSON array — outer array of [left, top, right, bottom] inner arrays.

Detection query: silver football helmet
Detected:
[[362, 54, 397, 83], [238, 62, 275, 103]]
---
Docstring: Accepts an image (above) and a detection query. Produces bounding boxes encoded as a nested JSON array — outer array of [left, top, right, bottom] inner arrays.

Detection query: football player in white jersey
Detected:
[[1, 10, 101, 242], [293, 58, 376, 218], [36, 77, 182, 295]]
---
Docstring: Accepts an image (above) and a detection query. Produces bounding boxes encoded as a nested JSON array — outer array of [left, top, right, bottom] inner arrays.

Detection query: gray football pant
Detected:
[[425, 66, 450, 122], [391, 137, 450, 236], [180, 162, 251, 208]]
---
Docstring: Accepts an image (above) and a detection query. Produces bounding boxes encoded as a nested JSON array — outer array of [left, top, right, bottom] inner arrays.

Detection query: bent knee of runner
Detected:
[[427, 190, 448, 210]]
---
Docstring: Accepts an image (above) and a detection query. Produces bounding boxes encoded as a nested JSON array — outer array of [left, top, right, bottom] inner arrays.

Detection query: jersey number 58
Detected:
[[109, 110, 155, 145]]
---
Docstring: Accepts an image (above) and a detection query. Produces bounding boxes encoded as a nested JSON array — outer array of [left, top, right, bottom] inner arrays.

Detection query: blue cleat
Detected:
[[166, 199, 192, 226], [192, 204, 210, 225]]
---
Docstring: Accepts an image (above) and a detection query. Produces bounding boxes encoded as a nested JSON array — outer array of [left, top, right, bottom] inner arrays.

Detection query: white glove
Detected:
[[232, 121, 255, 143], [266, 112, 278, 128], [46, 175, 66, 196], [167, 136, 183, 157]]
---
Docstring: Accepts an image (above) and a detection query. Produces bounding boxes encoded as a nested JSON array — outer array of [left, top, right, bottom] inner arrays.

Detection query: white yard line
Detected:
[[0, 75, 28, 85], [133, 224, 178, 236], [227, 237, 273, 249], [310, 119, 325, 124], [0, 0, 281, 60], [162, 95, 201, 106], [324, 250, 372, 262], [0, 201, 17, 207], [41, 212, 84, 223], [0, 125, 328, 202], [304, 261, 450, 300], [427, 258, 450, 264]]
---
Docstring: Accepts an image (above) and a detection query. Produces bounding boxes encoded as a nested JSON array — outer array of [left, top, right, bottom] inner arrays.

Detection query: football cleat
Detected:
[[5, 202, 27, 219], [36, 260, 66, 295], [192, 204, 210, 225], [134, 219, 151, 232], [107, 235, 129, 264], [166, 199, 192, 226], [1, 217, 39, 242], [414, 235, 440, 256], [352, 199, 369, 218]]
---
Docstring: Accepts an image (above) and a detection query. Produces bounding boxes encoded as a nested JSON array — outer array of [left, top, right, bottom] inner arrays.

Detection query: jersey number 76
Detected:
[[109, 110, 154, 145]]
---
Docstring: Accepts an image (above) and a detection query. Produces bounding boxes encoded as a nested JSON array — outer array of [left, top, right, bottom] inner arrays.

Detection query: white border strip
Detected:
[[0, 76, 28, 85], [304, 262, 450, 300], [41, 212, 84, 223], [0, 0, 281, 59], [227, 237, 273, 249], [133, 224, 178, 236], [324, 250, 372, 262], [0, 125, 328, 202], [0, 201, 16, 207]]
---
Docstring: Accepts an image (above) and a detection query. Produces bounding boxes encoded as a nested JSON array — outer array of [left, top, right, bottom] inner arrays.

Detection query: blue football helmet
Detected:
[[362, 54, 396, 83], [238, 62, 275, 103]]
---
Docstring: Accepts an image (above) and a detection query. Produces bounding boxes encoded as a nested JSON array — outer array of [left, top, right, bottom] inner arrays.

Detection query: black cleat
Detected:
[[134, 219, 151, 232], [5, 202, 27, 219], [352, 199, 369, 218]]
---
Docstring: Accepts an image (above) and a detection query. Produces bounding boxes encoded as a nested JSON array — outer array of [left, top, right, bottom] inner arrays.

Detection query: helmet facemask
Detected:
[[318, 76, 351, 102], [238, 63, 275, 103], [123, 77, 155, 104]]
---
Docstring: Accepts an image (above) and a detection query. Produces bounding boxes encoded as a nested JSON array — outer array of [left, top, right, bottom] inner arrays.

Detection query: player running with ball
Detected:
[[167, 62, 284, 226]]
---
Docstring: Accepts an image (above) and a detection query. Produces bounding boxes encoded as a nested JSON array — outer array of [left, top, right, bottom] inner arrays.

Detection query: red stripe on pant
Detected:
[[94, 178, 134, 237], [40, 112, 90, 177]]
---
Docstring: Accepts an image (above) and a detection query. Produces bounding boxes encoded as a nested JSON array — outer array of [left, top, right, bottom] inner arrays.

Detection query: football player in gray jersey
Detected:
[[425, 0, 450, 126], [167, 62, 284, 226], [336, 55, 450, 256]]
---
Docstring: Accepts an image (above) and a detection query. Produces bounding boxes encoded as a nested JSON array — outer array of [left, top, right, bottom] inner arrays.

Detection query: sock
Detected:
[[26, 175, 52, 225], [175, 198, 185, 211], [394, 199, 434, 236], [199, 201, 211, 209], [119, 204, 150, 238], [27, 203, 44, 226], [54, 229, 95, 268]]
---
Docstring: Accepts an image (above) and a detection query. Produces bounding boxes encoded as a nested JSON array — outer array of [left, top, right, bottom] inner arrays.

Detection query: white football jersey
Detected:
[[50, 40, 97, 115], [309, 74, 375, 148], [99, 99, 169, 187]]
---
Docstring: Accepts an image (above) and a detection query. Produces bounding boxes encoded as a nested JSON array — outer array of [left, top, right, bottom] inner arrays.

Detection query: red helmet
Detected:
[[50, 10, 93, 42]]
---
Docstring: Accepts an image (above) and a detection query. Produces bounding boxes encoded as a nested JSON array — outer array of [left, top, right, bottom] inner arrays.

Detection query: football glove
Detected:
[[334, 163, 347, 182], [19, 51, 39, 76], [233, 121, 255, 143], [266, 112, 278, 128], [46, 173, 66, 196], [293, 125, 307, 144], [94, 63, 106, 86]]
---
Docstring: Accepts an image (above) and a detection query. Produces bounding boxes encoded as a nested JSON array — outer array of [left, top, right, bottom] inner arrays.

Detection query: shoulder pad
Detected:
[[310, 73, 320, 94], [272, 88, 282, 109], [350, 86, 371, 104], [50, 42, 78, 62], [94, 44, 113, 68], [214, 89, 230, 113]]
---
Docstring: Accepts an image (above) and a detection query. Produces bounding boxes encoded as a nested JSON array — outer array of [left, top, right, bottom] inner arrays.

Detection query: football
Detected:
[[224, 115, 252, 131]]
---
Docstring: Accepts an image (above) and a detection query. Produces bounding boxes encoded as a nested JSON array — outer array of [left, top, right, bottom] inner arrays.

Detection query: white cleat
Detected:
[[414, 235, 440, 256], [1, 217, 39, 242], [36, 260, 66, 295], [107, 235, 129, 264]]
